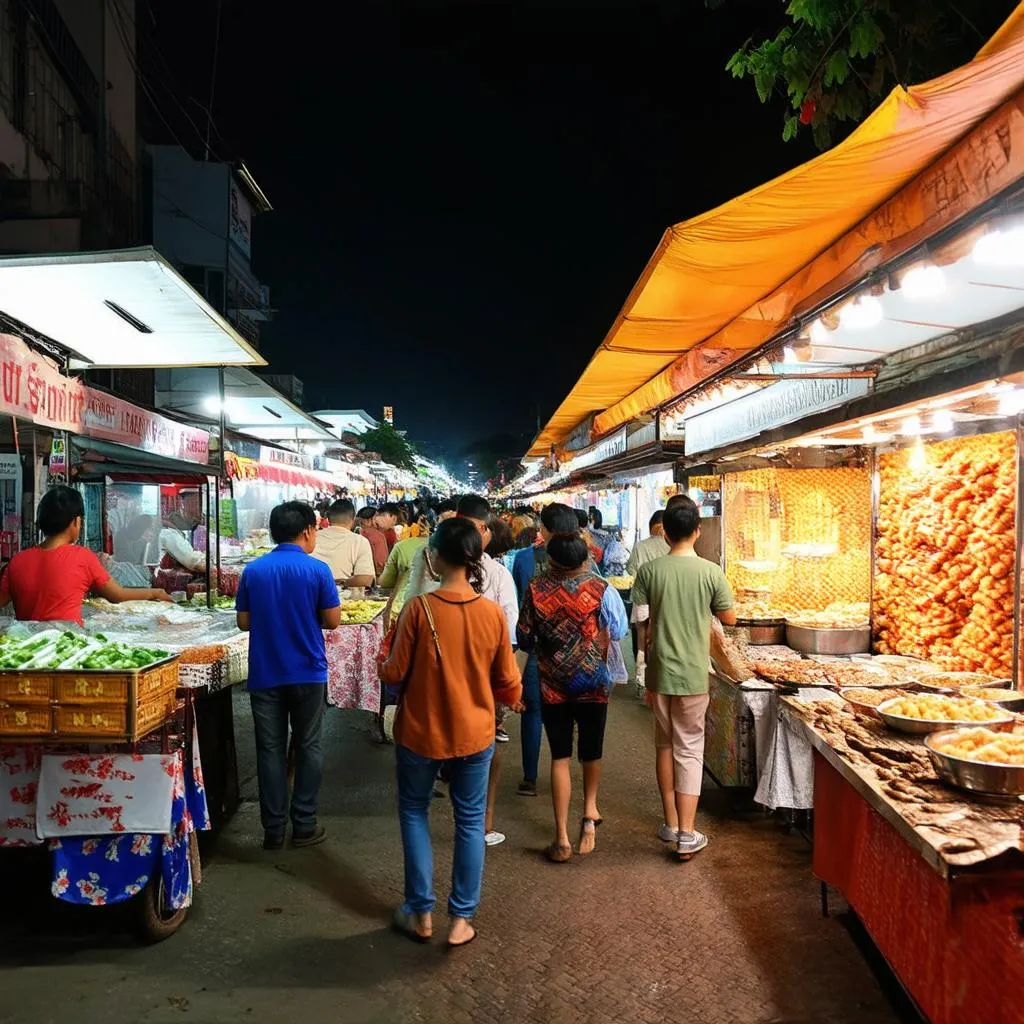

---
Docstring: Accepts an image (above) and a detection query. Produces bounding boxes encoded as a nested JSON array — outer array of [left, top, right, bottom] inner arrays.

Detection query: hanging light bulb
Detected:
[[908, 439, 928, 472], [901, 415, 921, 436], [782, 346, 798, 364], [839, 294, 884, 330], [900, 264, 946, 300], [932, 410, 954, 433], [809, 319, 830, 345], [973, 225, 1024, 267], [998, 389, 1024, 416]]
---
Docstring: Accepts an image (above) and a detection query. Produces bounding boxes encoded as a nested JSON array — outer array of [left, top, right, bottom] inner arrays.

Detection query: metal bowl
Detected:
[[838, 686, 908, 718], [914, 672, 1010, 693], [925, 727, 1024, 796], [876, 697, 1016, 735], [729, 621, 786, 646], [785, 623, 871, 656]]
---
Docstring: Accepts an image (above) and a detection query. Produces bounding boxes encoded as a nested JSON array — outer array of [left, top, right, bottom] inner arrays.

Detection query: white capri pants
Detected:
[[652, 692, 710, 796]]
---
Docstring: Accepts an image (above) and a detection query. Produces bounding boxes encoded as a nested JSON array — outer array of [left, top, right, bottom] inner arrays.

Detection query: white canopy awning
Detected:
[[0, 247, 265, 369], [155, 366, 336, 441]]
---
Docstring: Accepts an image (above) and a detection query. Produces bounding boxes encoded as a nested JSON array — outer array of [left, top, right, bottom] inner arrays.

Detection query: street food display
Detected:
[[874, 431, 1015, 677], [928, 726, 1024, 766], [605, 575, 635, 590], [877, 693, 1013, 726], [819, 662, 889, 688], [724, 467, 871, 614], [750, 659, 829, 687], [733, 599, 786, 621], [786, 603, 870, 630], [916, 671, 1008, 691], [839, 686, 906, 712], [338, 599, 387, 625]]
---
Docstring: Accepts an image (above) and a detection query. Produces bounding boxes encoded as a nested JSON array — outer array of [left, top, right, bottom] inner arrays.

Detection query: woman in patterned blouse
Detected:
[[516, 509, 629, 863]]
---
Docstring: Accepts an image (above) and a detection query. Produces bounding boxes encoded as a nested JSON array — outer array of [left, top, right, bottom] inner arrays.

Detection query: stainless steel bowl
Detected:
[[925, 727, 1024, 796], [914, 672, 1010, 693], [785, 623, 871, 656], [729, 620, 786, 646], [875, 697, 1016, 735]]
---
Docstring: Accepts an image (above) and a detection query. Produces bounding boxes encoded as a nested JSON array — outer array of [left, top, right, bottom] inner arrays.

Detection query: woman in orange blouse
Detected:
[[379, 518, 521, 948]]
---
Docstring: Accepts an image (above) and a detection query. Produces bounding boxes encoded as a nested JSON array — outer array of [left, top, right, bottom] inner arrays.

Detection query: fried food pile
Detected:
[[930, 727, 1024, 765], [881, 693, 1008, 723], [874, 432, 1015, 677]]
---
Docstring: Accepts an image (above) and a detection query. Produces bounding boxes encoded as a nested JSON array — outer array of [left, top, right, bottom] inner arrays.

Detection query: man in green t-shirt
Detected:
[[632, 497, 735, 862]]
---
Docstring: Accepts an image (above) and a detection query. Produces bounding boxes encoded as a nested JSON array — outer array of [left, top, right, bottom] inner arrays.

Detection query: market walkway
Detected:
[[1, 691, 908, 1024]]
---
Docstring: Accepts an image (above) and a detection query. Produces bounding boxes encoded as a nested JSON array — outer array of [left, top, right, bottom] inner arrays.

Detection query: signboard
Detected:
[[81, 389, 210, 465], [683, 377, 872, 456], [229, 180, 252, 258], [561, 427, 627, 475], [218, 498, 238, 539], [383, 406, 393, 425], [260, 446, 312, 470], [48, 437, 66, 476], [0, 333, 84, 433]]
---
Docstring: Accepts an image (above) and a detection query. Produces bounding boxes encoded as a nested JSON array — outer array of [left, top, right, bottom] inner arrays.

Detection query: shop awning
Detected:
[[71, 437, 221, 481], [155, 367, 336, 441], [0, 248, 265, 369], [529, 4, 1024, 456]]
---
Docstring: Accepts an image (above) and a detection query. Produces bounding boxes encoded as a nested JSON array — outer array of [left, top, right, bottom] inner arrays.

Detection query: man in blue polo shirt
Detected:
[[236, 501, 341, 850]]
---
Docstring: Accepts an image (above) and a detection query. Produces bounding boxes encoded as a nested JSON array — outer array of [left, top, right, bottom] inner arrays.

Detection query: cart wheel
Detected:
[[134, 872, 187, 943]]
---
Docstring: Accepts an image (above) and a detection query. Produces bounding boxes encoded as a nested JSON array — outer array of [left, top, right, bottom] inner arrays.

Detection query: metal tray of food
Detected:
[[961, 686, 1024, 712], [785, 623, 871, 656], [729, 621, 786, 646], [925, 727, 1024, 796], [914, 671, 1011, 693], [875, 696, 1016, 735]]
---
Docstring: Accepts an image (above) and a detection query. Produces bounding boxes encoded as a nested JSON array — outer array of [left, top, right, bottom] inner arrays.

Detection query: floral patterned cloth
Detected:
[[325, 621, 384, 712]]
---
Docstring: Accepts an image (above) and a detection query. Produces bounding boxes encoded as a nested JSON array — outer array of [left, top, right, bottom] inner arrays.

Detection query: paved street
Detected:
[[1, 689, 908, 1024]]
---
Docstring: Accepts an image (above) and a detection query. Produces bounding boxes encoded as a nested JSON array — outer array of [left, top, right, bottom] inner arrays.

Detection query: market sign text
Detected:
[[81, 390, 210, 464], [683, 377, 872, 456]]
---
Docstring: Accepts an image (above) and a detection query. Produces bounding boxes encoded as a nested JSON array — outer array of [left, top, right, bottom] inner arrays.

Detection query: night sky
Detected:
[[146, 0, 815, 454]]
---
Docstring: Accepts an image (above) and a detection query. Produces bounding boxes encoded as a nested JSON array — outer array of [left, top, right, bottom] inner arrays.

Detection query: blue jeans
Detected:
[[396, 743, 494, 919], [250, 684, 325, 836], [520, 655, 542, 783]]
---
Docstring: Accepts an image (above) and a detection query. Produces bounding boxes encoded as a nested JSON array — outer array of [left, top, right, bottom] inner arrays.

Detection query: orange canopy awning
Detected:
[[529, 4, 1024, 457]]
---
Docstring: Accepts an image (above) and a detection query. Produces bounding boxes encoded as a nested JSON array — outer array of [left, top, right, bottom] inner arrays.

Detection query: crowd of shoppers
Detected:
[[232, 486, 732, 948]]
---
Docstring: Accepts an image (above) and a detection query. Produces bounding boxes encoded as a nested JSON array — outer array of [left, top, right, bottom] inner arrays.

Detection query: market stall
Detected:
[[325, 599, 388, 715]]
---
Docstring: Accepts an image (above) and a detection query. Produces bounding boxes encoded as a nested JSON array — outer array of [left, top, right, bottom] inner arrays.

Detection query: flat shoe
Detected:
[[578, 818, 598, 856], [392, 907, 432, 943], [292, 824, 327, 848], [544, 842, 572, 864]]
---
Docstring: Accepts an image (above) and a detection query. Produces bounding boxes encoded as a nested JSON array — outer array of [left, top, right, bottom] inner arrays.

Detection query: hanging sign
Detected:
[[560, 427, 627, 475], [683, 377, 872, 456], [0, 334, 84, 432], [48, 437, 66, 476]]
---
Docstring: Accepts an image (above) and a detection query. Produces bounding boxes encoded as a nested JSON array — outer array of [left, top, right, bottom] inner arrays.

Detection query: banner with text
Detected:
[[0, 333, 84, 432]]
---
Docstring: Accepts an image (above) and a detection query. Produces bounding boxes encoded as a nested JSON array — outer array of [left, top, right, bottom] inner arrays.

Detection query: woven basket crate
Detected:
[[177, 660, 226, 690], [0, 702, 52, 736], [54, 704, 127, 738], [0, 674, 53, 705]]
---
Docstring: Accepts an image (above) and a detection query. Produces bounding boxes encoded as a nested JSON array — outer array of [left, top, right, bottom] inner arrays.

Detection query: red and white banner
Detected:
[[80, 388, 210, 464], [0, 333, 210, 465]]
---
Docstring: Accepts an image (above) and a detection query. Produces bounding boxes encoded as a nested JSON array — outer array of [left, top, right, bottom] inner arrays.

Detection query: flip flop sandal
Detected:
[[446, 927, 478, 949], [392, 907, 432, 943], [578, 818, 599, 856], [544, 842, 573, 864]]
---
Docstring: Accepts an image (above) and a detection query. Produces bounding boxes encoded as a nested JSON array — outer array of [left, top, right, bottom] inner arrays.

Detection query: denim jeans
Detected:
[[396, 743, 494, 919], [520, 655, 542, 783], [250, 684, 325, 836]]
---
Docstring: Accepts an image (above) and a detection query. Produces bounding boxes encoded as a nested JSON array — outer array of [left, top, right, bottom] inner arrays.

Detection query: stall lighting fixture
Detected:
[[932, 410, 954, 433], [908, 440, 928, 473], [972, 224, 1024, 267], [839, 295, 884, 330], [782, 346, 798, 364], [900, 415, 921, 436], [998, 389, 1024, 416], [900, 264, 946, 301], [809, 320, 830, 345]]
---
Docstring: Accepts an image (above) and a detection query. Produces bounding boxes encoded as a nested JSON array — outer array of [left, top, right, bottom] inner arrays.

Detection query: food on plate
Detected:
[[751, 660, 829, 686], [186, 591, 236, 610], [840, 687, 905, 709], [930, 728, 1024, 765], [0, 630, 168, 671], [605, 575, 635, 590], [339, 600, 387, 625], [879, 693, 1009, 723], [821, 664, 891, 688], [787, 602, 870, 630], [733, 600, 786, 621], [961, 686, 1020, 702], [866, 656, 941, 684], [874, 432, 1015, 677], [918, 671, 1005, 690]]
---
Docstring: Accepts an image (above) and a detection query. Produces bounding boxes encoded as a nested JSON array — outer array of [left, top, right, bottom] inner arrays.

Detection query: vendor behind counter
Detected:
[[0, 485, 171, 624]]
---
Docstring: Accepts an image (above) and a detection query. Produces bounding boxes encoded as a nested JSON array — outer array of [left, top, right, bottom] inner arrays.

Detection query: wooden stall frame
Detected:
[[1015, 414, 1023, 690]]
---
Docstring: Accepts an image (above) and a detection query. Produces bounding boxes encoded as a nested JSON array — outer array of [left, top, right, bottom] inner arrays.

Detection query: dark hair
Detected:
[[378, 502, 401, 517], [430, 518, 484, 593], [485, 516, 514, 559], [356, 507, 376, 522], [575, 509, 589, 530], [270, 501, 317, 544], [588, 506, 603, 530], [37, 485, 84, 537], [516, 525, 538, 550], [540, 503, 578, 535], [457, 494, 490, 522], [666, 493, 691, 511], [436, 498, 457, 516], [649, 510, 665, 531], [663, 498, 701, 543], [547, 532, 589, 570], [327, 498, 356, 523]]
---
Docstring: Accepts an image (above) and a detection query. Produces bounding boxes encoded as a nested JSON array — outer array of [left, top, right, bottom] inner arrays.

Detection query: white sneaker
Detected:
[[485, 831, 506, 847], [676, 830, 708, 861], [657, 823, 678, 843]]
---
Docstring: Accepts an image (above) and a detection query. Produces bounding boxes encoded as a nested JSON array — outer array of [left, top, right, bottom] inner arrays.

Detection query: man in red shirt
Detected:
[[0, 486, 171, 624], [374, 504, 401, 552], [356, 507, 389, 576]]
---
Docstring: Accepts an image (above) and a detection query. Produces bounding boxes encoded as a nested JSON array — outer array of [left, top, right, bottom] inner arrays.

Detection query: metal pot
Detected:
[[925, 727, 1024, 796], [729, 620, 786, 646], [785, 623, 871, 656]]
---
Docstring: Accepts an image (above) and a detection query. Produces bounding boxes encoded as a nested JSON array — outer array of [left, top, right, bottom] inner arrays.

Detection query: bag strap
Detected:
[[418, 593, 442, 662]]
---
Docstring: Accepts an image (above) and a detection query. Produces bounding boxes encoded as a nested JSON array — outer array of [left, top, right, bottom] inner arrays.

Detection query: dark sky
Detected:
[[146, 0, 814, 453]]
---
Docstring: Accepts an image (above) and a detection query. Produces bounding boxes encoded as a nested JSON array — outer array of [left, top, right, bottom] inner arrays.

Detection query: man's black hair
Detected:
[[663, 498, 701, 544], [588, 506, 603, 530], [666, 493, 691, 511], [649, 510, 665, 531], [575, 508, 589, 530], [378, 502, 401, 517], [356, 507, 376, 522], [327, 498, 356, 523], [540, 503, 578, 535], [456, 494, 490, 522], [36, 485, 84, 537], [270, 501, 317, 545], [436, 498, 457, 515]]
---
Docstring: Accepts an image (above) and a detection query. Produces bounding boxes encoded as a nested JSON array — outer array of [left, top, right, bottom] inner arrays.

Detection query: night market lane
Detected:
[[1, 689, 903, 1024]]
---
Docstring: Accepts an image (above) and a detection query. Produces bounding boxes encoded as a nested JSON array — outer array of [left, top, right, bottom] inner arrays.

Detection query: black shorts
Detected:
[[541, 701, 609, 763]]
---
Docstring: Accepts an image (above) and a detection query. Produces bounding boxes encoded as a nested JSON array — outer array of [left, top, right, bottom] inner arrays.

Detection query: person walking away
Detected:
[[311, 498, 376, 590], [626, 510, 670, 659], [378, 515, 431, 625], [632, 497, 735, 862], [356, 507, 390, 576], [516, 520, 628, 861], [511, 502, 577, 797], [236, 501, 341, 850], [379, 519, 522, 947]]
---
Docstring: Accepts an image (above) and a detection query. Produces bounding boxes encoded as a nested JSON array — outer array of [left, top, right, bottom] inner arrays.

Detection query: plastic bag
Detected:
[[710, 617, 754, 682]]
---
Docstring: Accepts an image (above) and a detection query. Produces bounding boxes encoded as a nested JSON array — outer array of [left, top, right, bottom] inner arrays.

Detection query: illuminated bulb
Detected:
[[901, 415, 921, 436], [932, 410, 954, 433], [998, 389, 1024, 416], [900, 264, 946, 300], [972, 225, 1024, 267], [203, 395, 222, 415], [839, 295, 884, 330], [809, 319, 830, 344], [862, 424, 877, 442], [908, 440, 928, 473], [782, 346, 798, 364]]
